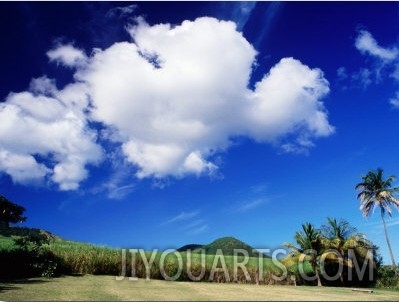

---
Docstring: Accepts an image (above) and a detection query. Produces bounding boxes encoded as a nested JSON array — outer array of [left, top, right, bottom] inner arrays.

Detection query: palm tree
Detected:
[[321, 217, 373, 284], [355, 168, 399, 275], [284, 223, 324, 286], [321, 218, 357, 242]]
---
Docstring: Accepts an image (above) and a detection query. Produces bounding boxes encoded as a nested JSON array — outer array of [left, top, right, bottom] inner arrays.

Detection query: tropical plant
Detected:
[[355, 168, 399, 275], [284, 223, 324, 286], [321, 217, 375, 285]]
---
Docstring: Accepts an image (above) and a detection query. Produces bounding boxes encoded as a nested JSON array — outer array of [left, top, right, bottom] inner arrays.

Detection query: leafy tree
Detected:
[[284, 223, 325, 286], [355, 168, 399, 275], [0, 195, 27, 228]]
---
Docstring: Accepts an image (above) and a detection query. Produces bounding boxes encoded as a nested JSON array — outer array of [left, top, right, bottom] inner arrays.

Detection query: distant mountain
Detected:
[[190, 236, 267, 258], [176, 244, 204, 252]]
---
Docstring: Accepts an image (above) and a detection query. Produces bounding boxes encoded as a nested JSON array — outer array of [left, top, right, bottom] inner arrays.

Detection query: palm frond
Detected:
[[356, 168, 399, 218]]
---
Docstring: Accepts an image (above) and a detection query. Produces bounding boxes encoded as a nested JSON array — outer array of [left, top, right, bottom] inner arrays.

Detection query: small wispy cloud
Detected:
[[336, 67, 348, 81], [106, 4, 137, 19], [162, 211, 199, 226], [187, 224, 209, 235], [90, 152, 136, 200], [352, 68, 373, 89], [181, 219, 209, 235], [355, 30, 398, 61], [249, 183, 269, 194], [340, 29, 399, 105], [235, 198, 269, 213], [385, 218, 399, 228], [107, 184, 135, 200], [228, 182, 271, 214], [361, 217, 399, 234], [182, 219, 205, 230], [163, 213, 208, 235], [389, 92, 399, 108], [228, 2, 257, 31], [253, 2, 284, 48]]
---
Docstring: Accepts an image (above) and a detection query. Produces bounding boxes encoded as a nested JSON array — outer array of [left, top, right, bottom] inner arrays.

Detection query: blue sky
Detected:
[[1, 2, 399, 263]]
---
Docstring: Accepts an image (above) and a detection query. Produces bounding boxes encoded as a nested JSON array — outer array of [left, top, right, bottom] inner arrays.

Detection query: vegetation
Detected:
[[376, 265, 399, 289], [284, 223, 325, 286], [321, 218, 377, 285], [0, 230, 62, 279], [284, 219, 378, 287], [355, 168, 399, 276], [0, 229, 299, 284], [0, 224, 376, 287], [0, 195, 26, 228]]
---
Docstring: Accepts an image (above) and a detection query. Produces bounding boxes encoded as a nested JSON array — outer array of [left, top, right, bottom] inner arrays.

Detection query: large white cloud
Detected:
[[0, 16, 334, 188], [81, 17, 333, 178], [0, 77, 102, 190]]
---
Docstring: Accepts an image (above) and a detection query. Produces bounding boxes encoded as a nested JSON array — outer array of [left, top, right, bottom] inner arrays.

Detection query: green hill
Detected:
[[192, 236, 267, 258], [0, 225, 59, 241]]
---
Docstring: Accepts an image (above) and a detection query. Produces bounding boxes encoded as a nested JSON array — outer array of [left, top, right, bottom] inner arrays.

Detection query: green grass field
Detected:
[[1, 234, 300, 283], [6, 235, 294, 275], [0, 275, 398, 301]]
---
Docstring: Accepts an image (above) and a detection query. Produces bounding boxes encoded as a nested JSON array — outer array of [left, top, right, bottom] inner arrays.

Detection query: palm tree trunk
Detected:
[[381, 208, 398, 276], [312, 262, 322, 286], [315, 269, 322, 286], [339, 273, 344, 285]]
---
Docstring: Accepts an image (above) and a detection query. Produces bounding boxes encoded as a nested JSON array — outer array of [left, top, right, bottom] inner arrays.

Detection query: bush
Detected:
[[376, 265, 399, 289], [0, 233, 63, 279]]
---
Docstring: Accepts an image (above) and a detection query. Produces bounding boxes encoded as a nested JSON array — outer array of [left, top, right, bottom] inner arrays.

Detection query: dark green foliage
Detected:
[[177, 244, 203, 252], [0, 225, 56, 239], [285, 219, 380, 287], [376, 265, 399, 289], [0, 196, 26, 228], [0, 232, 63, 279], [0, 246, 63, 279], [320, 245, 380, 287]]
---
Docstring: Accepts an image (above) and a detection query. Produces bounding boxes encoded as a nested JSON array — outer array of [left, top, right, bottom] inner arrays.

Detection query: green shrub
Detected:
[[375, 265, 399, 289], [0, 233, 63, 279]]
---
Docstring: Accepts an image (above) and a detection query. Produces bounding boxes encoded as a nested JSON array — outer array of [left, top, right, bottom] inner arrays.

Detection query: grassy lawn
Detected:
[[0, 275, 398, 301]]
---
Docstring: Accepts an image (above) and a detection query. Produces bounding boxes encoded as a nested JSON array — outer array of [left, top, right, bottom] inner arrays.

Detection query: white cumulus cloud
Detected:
[[80, 17, 333, 179], [0, 77, 102, 190], [0, 16, 333, 189]]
